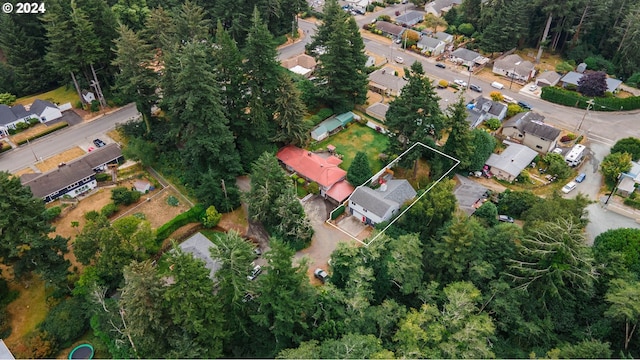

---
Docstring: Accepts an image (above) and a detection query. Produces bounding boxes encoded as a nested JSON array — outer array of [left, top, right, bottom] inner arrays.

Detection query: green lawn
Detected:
[[15, 85, 79, 106], [310, 122, 389, 173]]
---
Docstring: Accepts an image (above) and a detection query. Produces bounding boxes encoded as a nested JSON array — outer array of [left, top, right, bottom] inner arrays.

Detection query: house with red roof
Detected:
[[276, 145, 355, 203]]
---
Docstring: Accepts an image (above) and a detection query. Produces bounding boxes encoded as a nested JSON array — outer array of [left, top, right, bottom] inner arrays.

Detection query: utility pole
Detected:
[[604, 173, 624, 206], [90, 63, 107, 109], [577, 99, 595, 132]]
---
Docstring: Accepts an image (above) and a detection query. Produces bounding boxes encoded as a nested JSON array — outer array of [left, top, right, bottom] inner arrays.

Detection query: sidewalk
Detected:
[[601, 195, 640, 222]]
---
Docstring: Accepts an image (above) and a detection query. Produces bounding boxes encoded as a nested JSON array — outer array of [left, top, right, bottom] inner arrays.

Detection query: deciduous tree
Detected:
[[611, 137, 640, 161], [605, 278, 640, 351], [578, 71, 608, 97], [601, 151, 632, 183]]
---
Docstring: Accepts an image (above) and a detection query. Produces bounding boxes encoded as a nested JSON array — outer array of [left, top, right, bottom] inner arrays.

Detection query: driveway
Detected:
[[296, 196, 356, 278]]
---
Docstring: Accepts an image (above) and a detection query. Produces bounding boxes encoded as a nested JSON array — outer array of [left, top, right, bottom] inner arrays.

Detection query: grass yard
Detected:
[[4, 278, 48, 350], [310, 122, 389, 173], [15, 85, 78, 106]]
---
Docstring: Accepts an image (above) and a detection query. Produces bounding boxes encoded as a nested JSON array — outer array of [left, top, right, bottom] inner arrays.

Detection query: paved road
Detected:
[[278, 19, 318, 61], [0, 104, 139, 173]]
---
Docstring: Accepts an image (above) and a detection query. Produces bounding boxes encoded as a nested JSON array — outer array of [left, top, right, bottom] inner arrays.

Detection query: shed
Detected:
[[134, 180, 152, 193]]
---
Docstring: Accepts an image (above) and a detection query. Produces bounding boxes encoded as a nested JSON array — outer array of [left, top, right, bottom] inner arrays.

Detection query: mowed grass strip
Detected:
[[310, 122, 389, 173], [15, 85, 78, 106]]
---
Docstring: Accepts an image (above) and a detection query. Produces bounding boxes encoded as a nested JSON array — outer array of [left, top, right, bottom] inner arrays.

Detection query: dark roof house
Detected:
[[375, 21, 406, 38], [502, 112, 561, 153], [450, 48, 489, 70], [560, 71, 623, 93], [349, 179, 417, 225], [395, 11, 425, 26]]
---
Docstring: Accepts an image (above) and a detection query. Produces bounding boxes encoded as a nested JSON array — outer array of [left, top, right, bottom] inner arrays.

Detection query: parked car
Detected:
[[469, 84, 482, 92], [502, 95, 516, 104], [93, 138, 106, 148], [575, 173, 587, 183], [395, 56, 404, 63], [561, 181, 578, 194], [498, 215, 514, 223], [314, 268, 329, 283], [454, 79, 468, 87], [491, 81, 505, 89], [435, 62, 446, 69], [517, 101, 532, 110], [247, 265, 262, 281], [552, 147, 563, 155], [528, 84, 538, 91]]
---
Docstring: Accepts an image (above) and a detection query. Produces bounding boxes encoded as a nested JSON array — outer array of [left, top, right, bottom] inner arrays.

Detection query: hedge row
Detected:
[[155, 204, 205, 242], [0, 143, 10, 153], [540, 86, 640, 111], [331, 204, 346, 220], [16, 122, 69, 145]]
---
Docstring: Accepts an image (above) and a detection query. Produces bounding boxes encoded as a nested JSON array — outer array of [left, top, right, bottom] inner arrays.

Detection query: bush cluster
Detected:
[[42, 206, 62, 222], [155, 204, 205, 242], [541, 86, 640, 111], [15, 122, 69, 145], [100, 202, 118, 217], [111, 187, 141, 206], [95, 172, 111, 182]]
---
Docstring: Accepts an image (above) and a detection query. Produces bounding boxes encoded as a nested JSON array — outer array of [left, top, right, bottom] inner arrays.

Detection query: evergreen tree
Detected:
[[306, 0, 342, 54], [111, 0, 150, 31], [315, 9, 368, 112], [347, 152, 373, 187], [386, 62, 444, 155], [0, 172, 70, 289], [0, 13, 57, 96], [141, 6, 173, 49], [169, 0, 211, 44], [161, 41, 242, 182], [272, 73, 310, 146], [443, 96, 474, 170], [252, 239, 315, 356], [112, 24, 158, 134]]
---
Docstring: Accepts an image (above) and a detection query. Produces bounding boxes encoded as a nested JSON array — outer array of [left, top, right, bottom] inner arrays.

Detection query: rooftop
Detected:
[[326, 179, 355, 203], [396, 11, 424, 24], [179, 232, 221, 280], [451, 48, 488, 64], [374, 21, 405, 37], [485, 141, 538, 177], [560, 71, 623, 93], [349, 179, 417, 218], [452, 174, 489, 216], [369, 67, 408, 94], [503, 112, 560, 140], [276, 145, 346, 188]]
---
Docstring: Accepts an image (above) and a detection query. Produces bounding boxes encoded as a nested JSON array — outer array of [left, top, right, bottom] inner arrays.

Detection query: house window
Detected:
[[518, 134, 523, 138], [536, 145, 543, 149]]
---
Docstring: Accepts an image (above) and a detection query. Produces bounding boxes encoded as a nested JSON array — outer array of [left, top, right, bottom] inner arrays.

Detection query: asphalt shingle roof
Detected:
[[350, 180, 417, 218]]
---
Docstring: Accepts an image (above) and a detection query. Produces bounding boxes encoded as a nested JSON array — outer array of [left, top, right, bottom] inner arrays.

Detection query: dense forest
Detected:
[[2, 0, 640, 358]]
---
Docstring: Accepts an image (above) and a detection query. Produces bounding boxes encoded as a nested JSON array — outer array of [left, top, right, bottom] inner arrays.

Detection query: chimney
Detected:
[[380, 183, 388, 192]]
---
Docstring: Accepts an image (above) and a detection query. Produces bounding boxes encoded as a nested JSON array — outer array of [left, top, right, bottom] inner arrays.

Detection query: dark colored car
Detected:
[[93, 138, 106, 148], [469, 84, 482, 92], [435, 62, 446, 69], [517, 101, 532, 110]]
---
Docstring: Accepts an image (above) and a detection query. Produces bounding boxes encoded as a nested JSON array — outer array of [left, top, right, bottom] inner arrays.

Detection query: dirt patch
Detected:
[[13, 167, 34, 176], [218, 207, 249, 235], [366, 90, 384, 105], [114, 187, 191, 229], [36, 147, 86, 172], [107, 129, 126, 145]]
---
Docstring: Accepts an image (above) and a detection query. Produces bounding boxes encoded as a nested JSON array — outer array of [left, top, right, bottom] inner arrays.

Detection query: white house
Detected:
[[425, 0, 462, 16], [417, 36, 446, 56], [348, 179, 417, 226], [82, 90, 96, 103], [434, 31, 454, 44], [492, 54, 536, 83], [465, 97, 508, 128], [30, 99, 63, 123], [0, 104, 36, 136], [450, 48, 489, 71], [485, 141, 538, 182]]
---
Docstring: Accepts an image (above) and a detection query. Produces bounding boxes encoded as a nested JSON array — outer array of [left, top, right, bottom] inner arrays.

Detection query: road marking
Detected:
[[586, 132, 614, 146]]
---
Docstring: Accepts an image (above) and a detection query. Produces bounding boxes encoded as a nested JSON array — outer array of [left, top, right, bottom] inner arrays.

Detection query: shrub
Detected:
[[0, 93, 16, 105], [15, 122, 69, 145], [0, 143, 10, 153], [316, 108, 334, 120], [13, 331, 58, 359], [308, 181, 320, 195], [155, 204, 205, 242], [95, 172, 111, 182], [485, 118, 501, 131], [39, 297, 89, 349], [490, 91, 503, 102], [297, 177, 306, 185], [331, 205, 345, 220], [28, 117, 40, 125], [100, 202, 118, 217], [16, 122, 29, 131], [166, 195, 179, 206], [90, 100, 100, 112], [542, 86, 640, 111], [42, 206, 62, 222], [202, 205, 222, 228], [132, 212, 146, 220], [560, 135, 572, 142], [111, 187, 141, 206], [84, 210, 100, 221], [74, 100, 83, 109]]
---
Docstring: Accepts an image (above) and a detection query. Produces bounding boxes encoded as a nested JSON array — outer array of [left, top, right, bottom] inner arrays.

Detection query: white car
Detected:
[[394, 56, 404, 63], [528, 84, 538, 91], [454, 79, 468, 87], [561, 181, 577, 194]]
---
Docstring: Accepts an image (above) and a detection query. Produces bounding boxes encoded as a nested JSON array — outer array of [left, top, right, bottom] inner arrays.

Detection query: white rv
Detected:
[[565, 144, 586, 167]]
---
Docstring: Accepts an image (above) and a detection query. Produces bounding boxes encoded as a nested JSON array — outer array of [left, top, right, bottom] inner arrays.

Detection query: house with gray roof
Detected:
[[369, 67, 408, 97], [30, 99, 63, 123], [465, 97, 507, 128], [434, 31, 454, 44], [395, 11, 425, 27], [0, 340, 14, 360], [453, 174, 490, 216], [485, 141, 538, 182], [348, 179, 417, 226], [492, 54, 536, 82], [374, 21, 405, 39], [425, 0, 462, 16], [366, 102, 389, 121], [535, 71, 562, 87], [21, 143, 123, 203], [502, 112, 561, 153], [450, 48, 489, 71], [560, 71, 623, 93], [179, 232, 222, 280], [417, 36, 445, 56], [0, 99, 64, 137]]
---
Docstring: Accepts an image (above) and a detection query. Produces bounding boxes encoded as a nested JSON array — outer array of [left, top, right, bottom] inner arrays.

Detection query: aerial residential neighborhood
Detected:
[[1, 0, 640, 358]]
